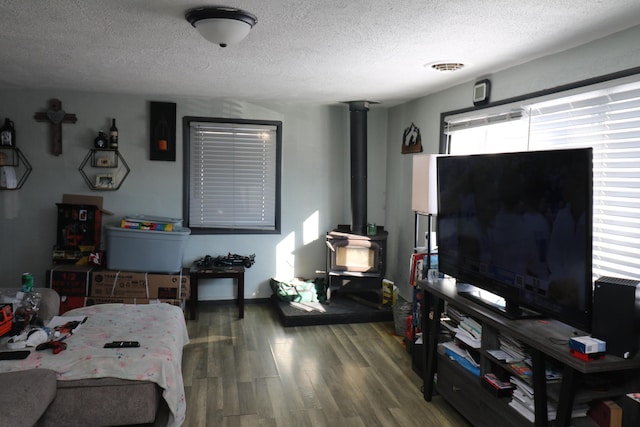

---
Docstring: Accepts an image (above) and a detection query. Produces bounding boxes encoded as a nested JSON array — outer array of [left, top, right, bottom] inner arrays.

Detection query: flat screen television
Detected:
[[436, 147, 593, 332]]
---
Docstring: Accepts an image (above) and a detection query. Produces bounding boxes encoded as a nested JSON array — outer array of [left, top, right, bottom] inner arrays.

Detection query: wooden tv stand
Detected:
[[419, 279, 640, 427]]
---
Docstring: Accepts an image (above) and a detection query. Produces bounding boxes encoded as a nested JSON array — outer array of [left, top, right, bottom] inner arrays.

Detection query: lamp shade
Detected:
[[185, 7, 257, 47], [411, 154, 438, 214]]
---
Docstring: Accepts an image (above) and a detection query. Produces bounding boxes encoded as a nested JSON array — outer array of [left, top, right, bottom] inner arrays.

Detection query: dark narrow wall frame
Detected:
[[149, 101, 177, 161]]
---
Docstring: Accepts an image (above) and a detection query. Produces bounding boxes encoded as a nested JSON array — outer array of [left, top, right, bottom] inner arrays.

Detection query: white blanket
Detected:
[[0, 303, 189, 427]]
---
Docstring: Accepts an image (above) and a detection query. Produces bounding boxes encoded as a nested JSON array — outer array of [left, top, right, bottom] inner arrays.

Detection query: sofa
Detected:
[[0, 287, 187, 426], [0, 368, 58, 427]]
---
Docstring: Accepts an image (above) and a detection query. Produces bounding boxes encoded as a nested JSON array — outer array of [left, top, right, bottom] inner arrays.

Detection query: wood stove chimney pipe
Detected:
[[348, 101, 369, 235]]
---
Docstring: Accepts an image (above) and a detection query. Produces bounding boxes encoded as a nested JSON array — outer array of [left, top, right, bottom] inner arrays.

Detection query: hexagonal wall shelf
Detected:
[[79, 149, 130, 190], [0, 147, 32, 190]]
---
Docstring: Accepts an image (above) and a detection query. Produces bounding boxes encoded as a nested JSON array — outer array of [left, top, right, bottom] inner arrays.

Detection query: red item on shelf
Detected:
[[569, 348, 605, 361], [406, 315, 414, 341]]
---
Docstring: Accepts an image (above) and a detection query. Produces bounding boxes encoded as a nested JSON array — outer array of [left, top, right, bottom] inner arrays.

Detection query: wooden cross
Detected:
[[34, 99, 77, 156]]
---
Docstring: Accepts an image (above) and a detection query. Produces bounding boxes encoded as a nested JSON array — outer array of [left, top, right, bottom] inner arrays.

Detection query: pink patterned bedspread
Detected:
[[0, 303, 189, 427]]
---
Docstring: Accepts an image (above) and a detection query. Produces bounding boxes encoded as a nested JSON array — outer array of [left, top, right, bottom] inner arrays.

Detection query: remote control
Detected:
[[103, 341, 140, 348], [0, 350, 31, 360]]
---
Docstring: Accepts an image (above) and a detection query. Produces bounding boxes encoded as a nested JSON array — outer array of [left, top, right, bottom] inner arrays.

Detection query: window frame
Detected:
[[439, 66, 640, 154], [182, 116, 282, 235]]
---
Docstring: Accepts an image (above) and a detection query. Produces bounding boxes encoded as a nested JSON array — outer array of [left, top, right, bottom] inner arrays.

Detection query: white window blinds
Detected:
[[528, 82, 640, 279], [188, 120, 280, 231], [445, 77, 640, 281]]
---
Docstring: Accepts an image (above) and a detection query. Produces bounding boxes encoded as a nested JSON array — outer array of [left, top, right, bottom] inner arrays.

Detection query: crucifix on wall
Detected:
[[34, 98, 77, 156]]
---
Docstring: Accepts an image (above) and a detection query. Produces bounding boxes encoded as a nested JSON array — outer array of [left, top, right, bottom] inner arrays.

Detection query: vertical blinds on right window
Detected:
[[445, 77, 640, 281]]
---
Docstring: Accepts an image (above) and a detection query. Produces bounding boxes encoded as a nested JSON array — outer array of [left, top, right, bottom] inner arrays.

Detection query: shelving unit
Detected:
[[0, 146, 32, 190], [408, 212, 435, 375], [78, 149, 130, 190], [419, 279, 640, 427]]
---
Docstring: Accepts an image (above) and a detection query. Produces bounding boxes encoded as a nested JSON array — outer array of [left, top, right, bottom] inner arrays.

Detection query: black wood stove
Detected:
[[325, 101, 388, 300]]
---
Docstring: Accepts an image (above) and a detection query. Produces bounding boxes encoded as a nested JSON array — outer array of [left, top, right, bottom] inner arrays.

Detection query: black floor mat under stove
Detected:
[[272, 293, 393, 327]]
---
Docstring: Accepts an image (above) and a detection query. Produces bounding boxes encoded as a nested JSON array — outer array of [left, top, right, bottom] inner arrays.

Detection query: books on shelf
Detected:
[[510, 375, 534, 397], [482, 372, 515, 397], [441, 318, 458, 334], [508, 398, 536, 423], [441, 341, 480, 376], [487, 349, 519, 363], [509, 361, 532, 379], [458, 317, 481, 338], [409, 253, 426, 286], [544, 364, 563, 382], [444, 305, 464, 323], [462, 316, 482, 334], [498, 332, 528, 363], [509, 374, 587, 422], [454, 326, 481, 348]]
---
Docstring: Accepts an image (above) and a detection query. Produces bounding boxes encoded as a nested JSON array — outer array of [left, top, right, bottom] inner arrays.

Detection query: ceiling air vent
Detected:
[[428, 62, 465, 72]]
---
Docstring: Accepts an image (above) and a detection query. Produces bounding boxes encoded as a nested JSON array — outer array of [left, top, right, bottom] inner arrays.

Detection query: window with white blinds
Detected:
[[444, 76, 640, 282], [184, 117, 282, 233]]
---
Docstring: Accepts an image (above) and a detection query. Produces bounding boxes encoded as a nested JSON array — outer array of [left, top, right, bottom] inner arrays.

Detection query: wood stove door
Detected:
[[328, 239, 381, 274]]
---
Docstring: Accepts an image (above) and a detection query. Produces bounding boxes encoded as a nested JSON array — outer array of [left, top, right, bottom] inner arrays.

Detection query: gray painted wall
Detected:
[[0, 91, 387, 300]]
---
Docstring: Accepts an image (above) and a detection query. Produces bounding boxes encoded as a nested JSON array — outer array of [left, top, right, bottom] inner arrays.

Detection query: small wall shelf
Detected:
[[0, 147, 32, 190], [79, 149, 130, 191]]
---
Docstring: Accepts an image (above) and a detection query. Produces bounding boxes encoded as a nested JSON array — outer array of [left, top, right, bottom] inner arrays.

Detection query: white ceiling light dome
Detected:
[[185, 6, 258, 48]]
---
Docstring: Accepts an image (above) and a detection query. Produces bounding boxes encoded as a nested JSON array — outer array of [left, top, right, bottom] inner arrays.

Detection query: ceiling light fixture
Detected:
[[185, 6, 258, 47]]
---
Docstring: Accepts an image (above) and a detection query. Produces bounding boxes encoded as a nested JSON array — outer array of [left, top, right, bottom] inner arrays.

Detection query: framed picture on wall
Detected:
[[149, 101, 177, 161], [95, 174, 114, 189]]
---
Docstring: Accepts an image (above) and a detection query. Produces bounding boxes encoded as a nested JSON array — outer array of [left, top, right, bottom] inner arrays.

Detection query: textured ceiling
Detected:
[[1, 1, 640, 106]]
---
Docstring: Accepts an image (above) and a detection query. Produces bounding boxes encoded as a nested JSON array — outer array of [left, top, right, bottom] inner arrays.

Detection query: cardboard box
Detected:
[[85, 297, 185, 313], [52, 247, 96, 266], [588, 400, 622, 427], [570, 336, 607, 354], [147, 271, 190, 300], [46, 265, 93, 297], [90, 271, 149, 298], [62, 194, 113, 216], [382, 279, 396, 306], [58, 296, 87, 315], [89, 269, 190, 299]]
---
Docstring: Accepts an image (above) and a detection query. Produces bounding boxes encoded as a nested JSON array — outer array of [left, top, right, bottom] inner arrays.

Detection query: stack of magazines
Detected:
[[508, 375, 586, 422], [498, 333, 528, 362], [455, 316, 481, 348], [440, 341, 480, 376]]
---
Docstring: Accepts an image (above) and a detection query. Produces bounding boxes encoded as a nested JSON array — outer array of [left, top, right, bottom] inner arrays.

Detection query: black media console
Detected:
[[419, 279, 640, 427]]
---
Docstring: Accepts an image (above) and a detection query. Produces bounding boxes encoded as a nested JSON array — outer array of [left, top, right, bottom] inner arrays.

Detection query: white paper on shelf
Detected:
[[510, 376, 534, 396], [454, 327, 481, 348], [508, 399, 535, 423], [441, 341, 479, 367], [487, 349, 520, 363]]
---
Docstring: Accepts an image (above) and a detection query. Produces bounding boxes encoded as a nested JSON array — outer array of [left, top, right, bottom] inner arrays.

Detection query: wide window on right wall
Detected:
[[442, 73, 640, 282]]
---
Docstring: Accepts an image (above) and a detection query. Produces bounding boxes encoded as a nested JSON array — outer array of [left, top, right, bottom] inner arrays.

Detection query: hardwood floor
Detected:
[[181, 302, 471, 427]]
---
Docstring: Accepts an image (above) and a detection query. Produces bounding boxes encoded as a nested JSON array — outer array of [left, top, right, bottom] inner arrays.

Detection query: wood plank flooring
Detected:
[[181, 302, 471, 427]]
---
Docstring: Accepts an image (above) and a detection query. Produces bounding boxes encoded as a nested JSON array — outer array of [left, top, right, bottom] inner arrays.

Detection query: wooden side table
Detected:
[[188, 265, 245, 320]]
